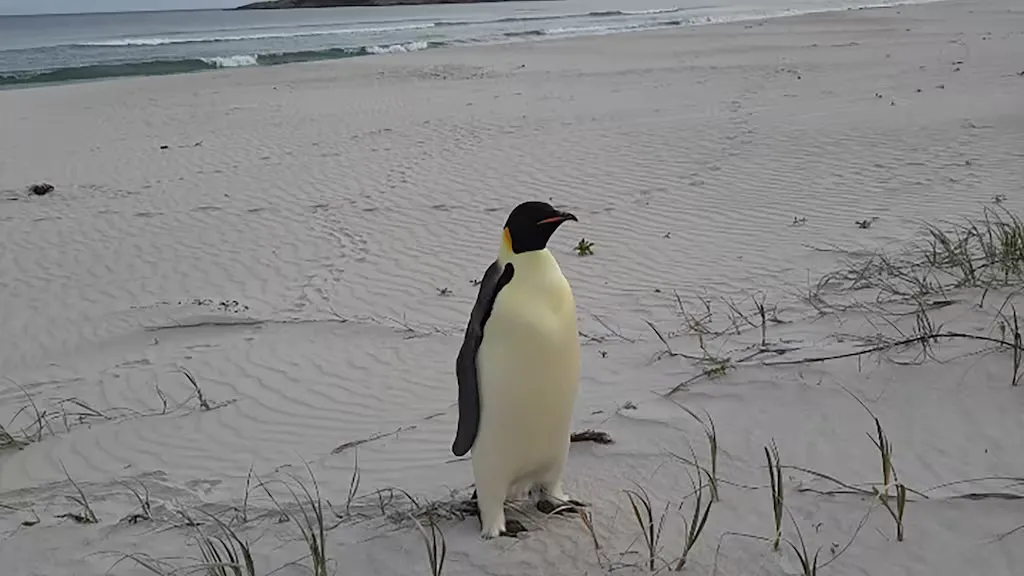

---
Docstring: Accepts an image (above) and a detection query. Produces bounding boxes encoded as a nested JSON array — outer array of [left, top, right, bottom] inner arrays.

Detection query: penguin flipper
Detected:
[[453, 260, 515, 457]]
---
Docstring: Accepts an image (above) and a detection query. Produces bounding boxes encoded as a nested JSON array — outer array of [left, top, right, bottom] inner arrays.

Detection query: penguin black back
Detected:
[[453, 260, 515, 456]]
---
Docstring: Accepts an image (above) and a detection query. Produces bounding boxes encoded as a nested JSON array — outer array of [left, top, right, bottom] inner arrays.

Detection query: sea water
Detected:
[[0, 0, 933, 87]]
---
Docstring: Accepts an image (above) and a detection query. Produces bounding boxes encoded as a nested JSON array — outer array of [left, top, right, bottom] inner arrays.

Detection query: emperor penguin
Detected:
[[453, 200, 583, 539]]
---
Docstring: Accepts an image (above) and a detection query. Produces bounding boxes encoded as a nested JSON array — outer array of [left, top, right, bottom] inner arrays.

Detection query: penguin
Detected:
[[453, 200, 584, 539]]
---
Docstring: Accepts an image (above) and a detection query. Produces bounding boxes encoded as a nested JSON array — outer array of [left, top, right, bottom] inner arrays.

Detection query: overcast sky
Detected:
[[0, 0, 241, 15]]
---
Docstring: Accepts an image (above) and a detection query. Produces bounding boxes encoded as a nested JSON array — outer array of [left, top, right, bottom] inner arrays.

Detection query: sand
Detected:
[[2, 0, 1023, 574]]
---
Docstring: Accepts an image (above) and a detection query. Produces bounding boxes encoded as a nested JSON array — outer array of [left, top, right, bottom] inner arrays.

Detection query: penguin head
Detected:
[[502, 201, 578, 254]]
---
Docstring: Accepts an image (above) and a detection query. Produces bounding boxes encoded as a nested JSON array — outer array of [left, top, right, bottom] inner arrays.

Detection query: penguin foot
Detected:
[[457, 498, 480, 517], [480, 518, 526, 539], [500, 519, 527, 537], [536, 498, 587, 515]]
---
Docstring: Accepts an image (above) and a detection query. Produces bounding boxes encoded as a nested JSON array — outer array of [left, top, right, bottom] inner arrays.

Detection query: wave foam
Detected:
[[79, 23, 435, 47], [200, 55, 260, 68], [589, 8, 683, 17], [507, 19, 683, 39], [365, 41, 430, 55]]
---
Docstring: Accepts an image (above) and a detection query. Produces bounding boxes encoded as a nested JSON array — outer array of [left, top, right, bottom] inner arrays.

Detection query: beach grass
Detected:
[[119, 478, 153, 524], [59, 461, 99, 524], [624, 484, 669, 571], [673, 462, 714, 571], [258, 464, 332, 576], [410, 512, 448, 576], [192, 511, 258, 576], [784, 508, 821, 576], [765, 442, 784, 552], [814, 207, 1024, 306], [0, 423, 27, 451]]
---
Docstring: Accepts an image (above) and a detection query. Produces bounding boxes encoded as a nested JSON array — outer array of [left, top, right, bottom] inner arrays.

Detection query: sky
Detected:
[[0, 0, 240, 15]]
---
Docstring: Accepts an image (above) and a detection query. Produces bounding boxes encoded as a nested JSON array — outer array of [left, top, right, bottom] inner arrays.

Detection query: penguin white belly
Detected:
[[472, 261, 580, 538]]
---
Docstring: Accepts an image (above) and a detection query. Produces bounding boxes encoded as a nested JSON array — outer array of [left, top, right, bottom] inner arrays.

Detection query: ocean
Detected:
[[0, 0, 927, 87]]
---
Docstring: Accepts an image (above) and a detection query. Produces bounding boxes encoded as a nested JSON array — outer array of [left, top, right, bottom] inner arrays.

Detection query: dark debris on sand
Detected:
[[570, 429, 614, 444], [28, 183, 54, 196]]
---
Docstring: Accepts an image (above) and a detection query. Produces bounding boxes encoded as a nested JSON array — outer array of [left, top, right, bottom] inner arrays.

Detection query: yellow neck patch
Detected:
[[499, 227, 515, 262]]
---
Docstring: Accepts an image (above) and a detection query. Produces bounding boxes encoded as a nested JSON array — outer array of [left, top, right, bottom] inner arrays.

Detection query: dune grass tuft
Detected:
[[1005, 305, 1023, 386], [813, 207, 1024, 305], [346, 449, 361, 516], [680, 405, 719, 502], [0, 423, 27, 451], [784, 509, 820, 576], [2, 380, 54, 444], [870, 418, 895, 498], [258, 463, 331, 576], [192, 511, 257, 576], [765, 441, 783, 552], [576, 506, 605, 569], [120, 479, 153, 524], [59, 461, 98, 524], [109, 463, 340, 576], [877, 483, 907, 542], [923, 206, 1024, 287], [624, 484, 669, 571], [673, 462, 714, 571], [238, 464, 255, 524], [181, 368, 214, 411], [410, 512, 447, 576], [867, 417, 907, 542]]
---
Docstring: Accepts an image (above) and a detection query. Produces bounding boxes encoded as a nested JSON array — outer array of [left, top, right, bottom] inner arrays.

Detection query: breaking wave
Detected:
[[0, 41, 438, 87]]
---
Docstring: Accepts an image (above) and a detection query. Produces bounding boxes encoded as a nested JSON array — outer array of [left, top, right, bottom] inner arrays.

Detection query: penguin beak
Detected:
[[537, 211, 577, 225]]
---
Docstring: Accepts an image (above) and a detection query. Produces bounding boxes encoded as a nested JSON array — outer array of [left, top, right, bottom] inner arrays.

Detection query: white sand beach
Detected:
[[1, 0, 1023, 574]]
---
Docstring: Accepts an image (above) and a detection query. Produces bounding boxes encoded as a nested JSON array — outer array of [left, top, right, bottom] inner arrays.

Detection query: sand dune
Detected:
[[2, 1, 1024, 574]]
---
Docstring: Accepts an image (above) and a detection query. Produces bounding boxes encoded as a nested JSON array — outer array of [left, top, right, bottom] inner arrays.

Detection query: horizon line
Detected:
[[0, 7, 234, 17]]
